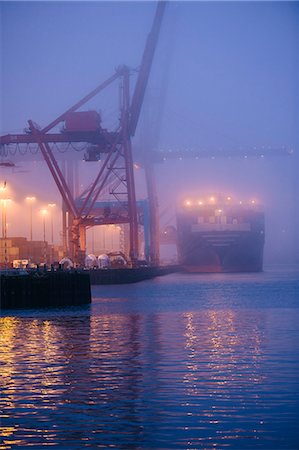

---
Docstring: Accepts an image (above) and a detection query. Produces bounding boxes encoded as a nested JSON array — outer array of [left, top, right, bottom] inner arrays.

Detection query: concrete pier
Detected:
[[0, 269, 91, 309]]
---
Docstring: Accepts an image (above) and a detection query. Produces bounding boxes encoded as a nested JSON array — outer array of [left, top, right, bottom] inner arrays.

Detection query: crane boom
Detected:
[[0, 3, 167, 265], [129, 1, 166, 137]]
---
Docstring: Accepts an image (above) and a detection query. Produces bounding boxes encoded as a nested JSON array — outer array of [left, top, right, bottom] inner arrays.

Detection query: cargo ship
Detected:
[[176, 194, 265, 273]]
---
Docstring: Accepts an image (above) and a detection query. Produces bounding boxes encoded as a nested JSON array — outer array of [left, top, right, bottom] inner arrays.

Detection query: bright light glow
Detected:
[[251, 200, 256, 204], [26, 196, 36, 202], [239, 201, 243, 205], [0, 181, 9, 195], [133, 163, 140, 169], [40, 208, 48, 216], [209, 196, 215, 203], [0, 198, 12, 205], [198, 200, 203, 206], [48, 203, 56, 208], [185, 200, 192, 206], [217, 209, 222, 213], [227, 196, 231, 201]]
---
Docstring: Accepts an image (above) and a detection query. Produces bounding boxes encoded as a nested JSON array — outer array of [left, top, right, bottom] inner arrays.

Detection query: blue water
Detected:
[[1, 266, 299, 449]]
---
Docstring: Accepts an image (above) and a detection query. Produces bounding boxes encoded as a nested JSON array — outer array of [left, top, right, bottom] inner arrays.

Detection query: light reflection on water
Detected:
[[1, 269, 299, 448]]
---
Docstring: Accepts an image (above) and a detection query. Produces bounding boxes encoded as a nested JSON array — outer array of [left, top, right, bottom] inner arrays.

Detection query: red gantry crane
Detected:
[[0, 2, 166, 265]]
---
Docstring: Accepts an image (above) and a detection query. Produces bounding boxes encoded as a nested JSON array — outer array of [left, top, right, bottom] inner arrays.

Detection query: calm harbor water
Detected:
[[1, 266, 299, 449]]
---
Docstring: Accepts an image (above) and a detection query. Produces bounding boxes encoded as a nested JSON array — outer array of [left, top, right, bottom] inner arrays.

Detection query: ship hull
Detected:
[[179, 232, 264, 273], [176, 202, 265, 274]]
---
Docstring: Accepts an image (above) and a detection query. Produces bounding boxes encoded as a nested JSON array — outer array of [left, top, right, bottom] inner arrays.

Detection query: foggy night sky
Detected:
[[0, 1, 298, 263]]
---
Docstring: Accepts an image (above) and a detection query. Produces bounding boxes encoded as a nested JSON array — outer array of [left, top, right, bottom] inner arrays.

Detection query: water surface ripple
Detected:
[[1, 267, 299, 448]]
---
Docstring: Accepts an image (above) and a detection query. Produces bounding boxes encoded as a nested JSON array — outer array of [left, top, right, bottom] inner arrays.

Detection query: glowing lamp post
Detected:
[[1, 198, 11, 268], [109, 225, 115, 251], [91, 226, 95, 254], [0, 182, 11, 268], [0, 182, 7, 239], [25, 196, 36, 241], [40, 208, 48, 264], [47, 203, 56, 244]]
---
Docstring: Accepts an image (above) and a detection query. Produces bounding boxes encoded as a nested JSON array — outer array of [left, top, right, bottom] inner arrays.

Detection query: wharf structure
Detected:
[[0, 268, 91, 309]]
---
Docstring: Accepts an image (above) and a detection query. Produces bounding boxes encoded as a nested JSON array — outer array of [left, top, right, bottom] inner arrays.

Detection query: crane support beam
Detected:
[[79, 137, 121, 217], [82, 149, 123, 219], [28, 121, 79, 219], [144, 162, 160, 265], [123, 68, 139, 263]]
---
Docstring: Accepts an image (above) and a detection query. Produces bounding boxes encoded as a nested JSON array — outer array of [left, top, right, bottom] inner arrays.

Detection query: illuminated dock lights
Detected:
[[26, 196, 36, 241], [40, 208, 48, 263]]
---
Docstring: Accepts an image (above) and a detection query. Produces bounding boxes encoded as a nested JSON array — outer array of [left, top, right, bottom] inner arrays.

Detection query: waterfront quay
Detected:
[[0, 268, 91, 309]]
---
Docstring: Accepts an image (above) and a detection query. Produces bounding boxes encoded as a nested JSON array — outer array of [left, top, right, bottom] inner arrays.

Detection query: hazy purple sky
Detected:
[[0, 1, 298, 263], [1, 1, 298, 145]]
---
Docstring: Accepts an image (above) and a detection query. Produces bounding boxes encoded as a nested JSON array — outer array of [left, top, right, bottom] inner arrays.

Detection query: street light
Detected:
[[1, 182, 11, 268], [1, 198, 11, 268], [109, 225, 115, 251], [40, 208, 48, 264], [47, 203, 56, 244], [25, 196, 36, 241], [91, 226, 95, 254]]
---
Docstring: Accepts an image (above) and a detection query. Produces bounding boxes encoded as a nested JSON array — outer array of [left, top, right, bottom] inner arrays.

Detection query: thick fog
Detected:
[[0, 1, 298, 264]]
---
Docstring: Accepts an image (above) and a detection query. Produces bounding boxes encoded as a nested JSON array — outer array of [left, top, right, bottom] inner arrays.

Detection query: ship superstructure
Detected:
[[176, 194, 265, 272]]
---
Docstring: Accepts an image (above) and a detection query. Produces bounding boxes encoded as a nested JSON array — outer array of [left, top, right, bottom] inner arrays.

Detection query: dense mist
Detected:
[[1, 1, 298, 264]]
